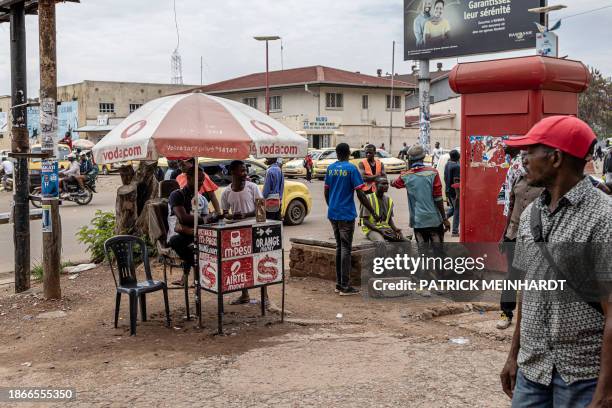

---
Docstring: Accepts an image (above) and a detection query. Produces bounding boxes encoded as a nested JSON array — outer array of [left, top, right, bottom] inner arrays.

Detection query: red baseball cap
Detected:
[[505, 116, 597, 159]]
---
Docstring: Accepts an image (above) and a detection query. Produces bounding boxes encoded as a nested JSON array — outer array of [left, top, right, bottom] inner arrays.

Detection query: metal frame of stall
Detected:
[[194, 220, 285, 334]]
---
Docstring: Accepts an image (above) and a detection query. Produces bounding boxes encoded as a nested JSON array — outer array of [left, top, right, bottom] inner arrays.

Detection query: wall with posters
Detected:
[[26, 101, 79, 142], [403, 0, 542, 60]]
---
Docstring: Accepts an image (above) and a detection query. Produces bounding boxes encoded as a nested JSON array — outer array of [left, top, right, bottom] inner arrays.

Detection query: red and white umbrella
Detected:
[[92, 92, 308, 164]]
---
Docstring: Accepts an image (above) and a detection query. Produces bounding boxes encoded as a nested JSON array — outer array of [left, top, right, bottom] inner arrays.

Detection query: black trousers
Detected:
[[414, 225, 445, 243], [168, 233, 194, 274], [330, 220, 355, 289]]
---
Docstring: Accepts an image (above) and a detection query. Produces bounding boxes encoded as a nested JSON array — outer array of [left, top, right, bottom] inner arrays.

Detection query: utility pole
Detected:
[[418, 59, 431, 154], [388, 40, 396, 154], [9, 0, 30, 293], [39, 0, 61, 299]]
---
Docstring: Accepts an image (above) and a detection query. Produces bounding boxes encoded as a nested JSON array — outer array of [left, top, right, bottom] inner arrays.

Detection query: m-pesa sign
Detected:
[[221, 228, 252, 258]]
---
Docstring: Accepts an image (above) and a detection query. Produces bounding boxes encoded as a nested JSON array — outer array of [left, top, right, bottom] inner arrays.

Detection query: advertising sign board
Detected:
[[404, 0, 542, 60]]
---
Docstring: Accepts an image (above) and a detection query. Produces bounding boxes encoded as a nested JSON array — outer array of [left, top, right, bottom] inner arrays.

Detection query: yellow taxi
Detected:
[[349, 148, 407, 173], [282, 149, 324, 178], [311, 148, 339, 179], [29, 143, 72, 173], [158, 157, 313, 226]]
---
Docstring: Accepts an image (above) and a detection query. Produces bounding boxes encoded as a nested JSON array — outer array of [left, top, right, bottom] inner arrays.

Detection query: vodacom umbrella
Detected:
[[92, 92, 308, 164]]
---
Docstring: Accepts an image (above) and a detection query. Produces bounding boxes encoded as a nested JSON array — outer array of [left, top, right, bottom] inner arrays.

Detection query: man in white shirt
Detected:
[[59, 154, 84, 192], [1, 158, 13, 190], [432, 141, 444, 167], [220, 160, 262, 220]]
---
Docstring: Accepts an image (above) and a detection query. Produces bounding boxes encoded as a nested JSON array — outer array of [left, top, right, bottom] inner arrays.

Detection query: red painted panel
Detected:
[[542, 91, 578, 115], [465, 91, 529, 116]]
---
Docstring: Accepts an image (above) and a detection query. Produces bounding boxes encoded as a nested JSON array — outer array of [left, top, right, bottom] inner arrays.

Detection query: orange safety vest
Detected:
[[361, 158, 382, 192]]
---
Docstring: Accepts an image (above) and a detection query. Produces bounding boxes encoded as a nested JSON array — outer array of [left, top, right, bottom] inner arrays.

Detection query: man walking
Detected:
[[263, 157, 284, 221], [443, 149, 460, 237], [325, 143, 378, 295], [392, 145, 450, 243], [432, 141, 443, 167], [500, 116, 612, 408], [496, 146, 543, 330], [358, 144, 385, 194], [398, 142, 409, 160]]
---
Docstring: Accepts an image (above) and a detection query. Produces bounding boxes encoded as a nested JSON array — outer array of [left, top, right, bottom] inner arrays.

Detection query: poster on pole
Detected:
[[41, 160, 60, 198], [404, 0, 543, 60]]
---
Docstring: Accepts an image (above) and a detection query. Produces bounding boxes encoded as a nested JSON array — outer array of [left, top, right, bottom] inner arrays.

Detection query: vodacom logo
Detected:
[[121, 120, 147, 139], [250, 119, 278, 136]]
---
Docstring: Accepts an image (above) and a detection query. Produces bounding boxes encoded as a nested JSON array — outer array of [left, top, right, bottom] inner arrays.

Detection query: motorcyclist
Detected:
[[0, 157, 14, 190], [59, 153, 84, 193], [76, 152, 95, 191]]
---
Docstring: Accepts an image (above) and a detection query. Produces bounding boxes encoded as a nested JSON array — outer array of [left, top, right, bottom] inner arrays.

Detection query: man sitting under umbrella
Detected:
[[167, 166, 217, 286]]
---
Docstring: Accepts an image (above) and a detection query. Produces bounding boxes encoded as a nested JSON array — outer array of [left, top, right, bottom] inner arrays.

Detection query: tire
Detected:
[[283, 199, 306, 226], [30, 187, 42, 209], [75, 188, 93, 205]]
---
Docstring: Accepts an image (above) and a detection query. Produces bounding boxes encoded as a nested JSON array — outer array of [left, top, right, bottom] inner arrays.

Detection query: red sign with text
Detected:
[[221, 257, 254, 292], [221, 228, 252, 259]]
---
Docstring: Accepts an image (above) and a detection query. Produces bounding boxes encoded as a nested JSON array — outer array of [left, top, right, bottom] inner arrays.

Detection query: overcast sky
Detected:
[[0, 0, 610, 97]]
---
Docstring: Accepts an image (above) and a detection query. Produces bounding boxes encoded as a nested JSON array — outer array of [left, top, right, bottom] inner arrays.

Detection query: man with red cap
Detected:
[[500, 116, 612, 407]]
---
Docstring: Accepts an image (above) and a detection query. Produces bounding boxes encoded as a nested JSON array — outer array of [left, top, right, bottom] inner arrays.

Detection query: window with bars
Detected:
[[362, 95, 369, 109], [129, 103, 143, 113], [99, 103, 115, 113], [242, 97, 258, 109], [270, 96, 282, 111], [386, 95, 401, 110], [325, 93, 343, 109]]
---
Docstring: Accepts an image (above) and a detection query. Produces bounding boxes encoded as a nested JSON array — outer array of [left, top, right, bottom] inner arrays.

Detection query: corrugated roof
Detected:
[[190, 66, 416, 94]]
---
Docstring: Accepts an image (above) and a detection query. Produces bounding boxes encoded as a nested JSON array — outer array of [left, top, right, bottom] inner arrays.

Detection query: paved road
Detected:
[[0, 174, 431, 274]]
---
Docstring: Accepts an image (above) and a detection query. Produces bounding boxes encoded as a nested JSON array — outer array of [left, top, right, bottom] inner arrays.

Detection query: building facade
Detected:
[[196, 66, 419, 152], [58, 81, 194, 142]]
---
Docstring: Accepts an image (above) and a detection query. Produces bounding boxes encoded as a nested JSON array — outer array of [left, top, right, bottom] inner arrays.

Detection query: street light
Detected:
[[254, 35, 281, 115], [528, 4, 567, 28]]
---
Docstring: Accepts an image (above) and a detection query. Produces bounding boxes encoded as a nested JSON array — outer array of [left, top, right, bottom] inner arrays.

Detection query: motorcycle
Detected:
[[31, 170, 97, 208], [1, 173, 13, 192]]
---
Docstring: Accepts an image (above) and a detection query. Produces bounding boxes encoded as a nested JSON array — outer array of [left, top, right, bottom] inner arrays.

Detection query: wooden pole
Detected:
[[39, 0, 62, 299], [10, 1, 31, 293], [42, 198, 61, 298]]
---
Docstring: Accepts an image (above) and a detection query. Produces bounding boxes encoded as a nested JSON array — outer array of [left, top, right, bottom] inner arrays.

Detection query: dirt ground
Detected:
[[0, 261, 513, 407]]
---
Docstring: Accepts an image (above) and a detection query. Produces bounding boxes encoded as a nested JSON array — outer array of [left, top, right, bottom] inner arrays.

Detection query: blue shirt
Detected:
[[324, 161, 364, 221], [263, 162, 284, 199], [413, 13, 431, 47]]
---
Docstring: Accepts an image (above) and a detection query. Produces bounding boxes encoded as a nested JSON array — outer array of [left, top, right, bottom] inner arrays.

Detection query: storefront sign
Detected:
[[302, 116, 340, 132], [253, 224, 282, 253]]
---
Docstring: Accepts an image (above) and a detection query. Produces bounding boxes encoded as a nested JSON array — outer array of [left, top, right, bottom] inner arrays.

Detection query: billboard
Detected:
[[404, 0, 543, 60]]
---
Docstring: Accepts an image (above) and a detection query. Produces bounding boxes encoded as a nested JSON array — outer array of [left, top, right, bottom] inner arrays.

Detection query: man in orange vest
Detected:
[[358, 144, 385, 194]]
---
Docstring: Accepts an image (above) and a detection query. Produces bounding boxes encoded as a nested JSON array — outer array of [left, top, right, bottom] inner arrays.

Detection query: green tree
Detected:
[[579, 67, 612, 140]]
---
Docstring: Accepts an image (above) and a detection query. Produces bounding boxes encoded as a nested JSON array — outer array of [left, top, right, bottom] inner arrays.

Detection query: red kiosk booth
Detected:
[[449, 56, 590, 243]]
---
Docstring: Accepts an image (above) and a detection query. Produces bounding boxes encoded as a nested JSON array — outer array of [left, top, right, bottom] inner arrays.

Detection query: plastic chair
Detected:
[[104, 235, 171, 335]]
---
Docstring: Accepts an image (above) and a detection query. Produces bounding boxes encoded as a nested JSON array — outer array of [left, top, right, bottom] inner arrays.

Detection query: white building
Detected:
[[196, 66, 417, 152]]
